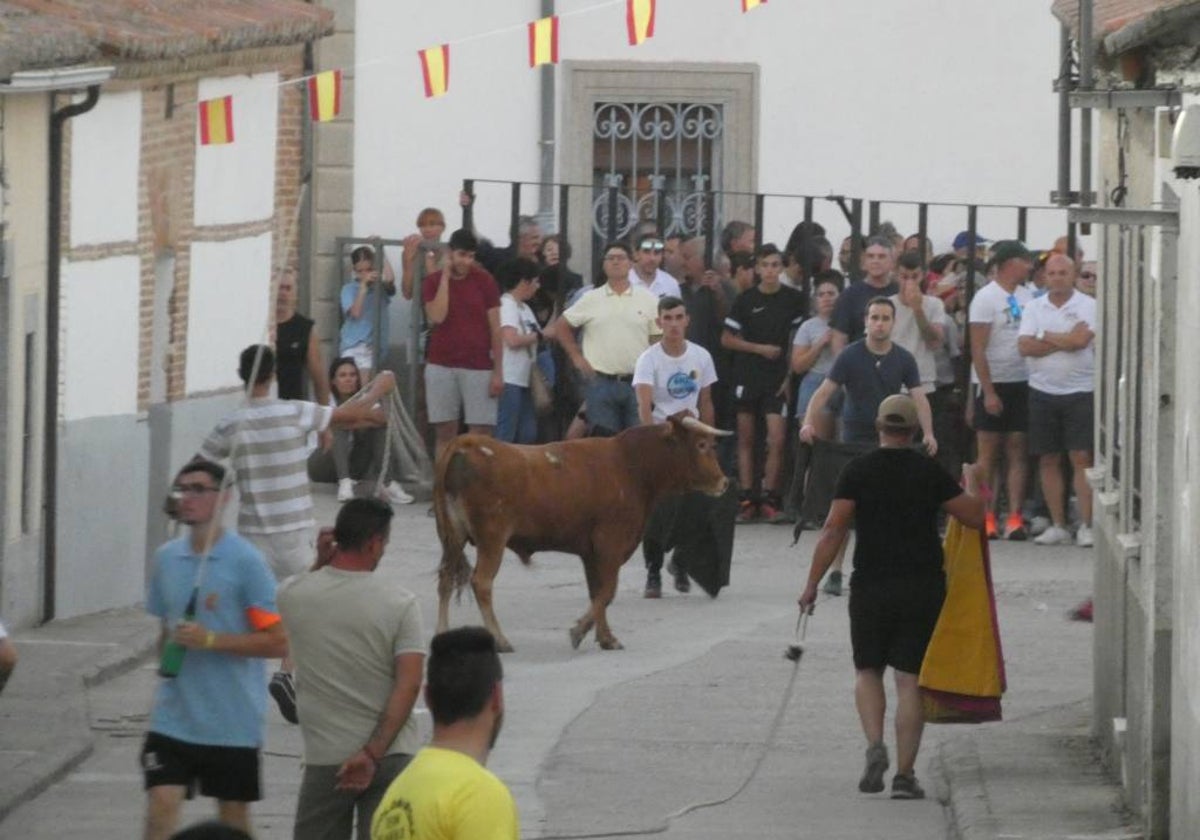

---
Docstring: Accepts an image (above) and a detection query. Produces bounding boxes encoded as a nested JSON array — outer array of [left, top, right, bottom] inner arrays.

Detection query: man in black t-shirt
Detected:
[[798, 395, 983, 802], [829, 235, 899, 355], [720, 244, 807, 523], [275, 268, 330, 404]]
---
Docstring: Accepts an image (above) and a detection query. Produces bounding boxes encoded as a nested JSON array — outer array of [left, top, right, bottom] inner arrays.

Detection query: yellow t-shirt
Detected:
[[371, 746, 519, 840], [562, 283, 661, 376]]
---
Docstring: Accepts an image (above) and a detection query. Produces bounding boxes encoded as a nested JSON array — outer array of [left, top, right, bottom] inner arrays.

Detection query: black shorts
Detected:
[[733, 386, 786, 417], [973, 381, 1029, 433], [141, 732, 261, 802], [848, 574, 946, 673], [1028, 389, 1093, 455]]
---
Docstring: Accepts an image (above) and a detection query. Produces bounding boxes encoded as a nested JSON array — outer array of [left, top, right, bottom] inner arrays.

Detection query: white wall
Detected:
[[186, 233, 273, 392], [194, 73, 280, 226], [61, 255, 141, 421], [70, 90, 141, 246]]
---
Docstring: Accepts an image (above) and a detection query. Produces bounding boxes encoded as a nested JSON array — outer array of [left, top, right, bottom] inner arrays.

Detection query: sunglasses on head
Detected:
[[639, 241, 664, 253]]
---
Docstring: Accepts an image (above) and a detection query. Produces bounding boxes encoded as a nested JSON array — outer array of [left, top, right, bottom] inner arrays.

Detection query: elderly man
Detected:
[[556, 241, 661, 436], [799, 395, 983, 801], [1017, 254, 1096, 548]]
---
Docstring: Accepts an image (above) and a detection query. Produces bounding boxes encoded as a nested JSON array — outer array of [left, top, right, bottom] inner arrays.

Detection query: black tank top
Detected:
[[276, 313, 313, 400]]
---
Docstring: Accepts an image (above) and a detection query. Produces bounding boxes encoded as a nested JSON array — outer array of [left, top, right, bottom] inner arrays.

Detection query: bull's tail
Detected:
[[433, 448, 476, 601]]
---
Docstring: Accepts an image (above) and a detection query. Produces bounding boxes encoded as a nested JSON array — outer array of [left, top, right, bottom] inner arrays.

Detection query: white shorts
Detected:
[[342, 342, 374, 373], [248, 529, 313, 582], [424, 364, 498, 426]]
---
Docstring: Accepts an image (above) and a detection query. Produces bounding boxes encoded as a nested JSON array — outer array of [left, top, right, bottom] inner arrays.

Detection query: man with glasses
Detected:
[[556, 242, 661, 436], [629, 236, 682, 299], [968, 240, 1034, 540], [141, 459, 287, 840]]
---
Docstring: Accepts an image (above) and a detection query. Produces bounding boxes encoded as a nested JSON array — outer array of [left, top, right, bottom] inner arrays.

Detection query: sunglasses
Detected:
[[1080, 272, 1096, 279], [638, 241, 665, 253], [1006, 294, 1023, 321]]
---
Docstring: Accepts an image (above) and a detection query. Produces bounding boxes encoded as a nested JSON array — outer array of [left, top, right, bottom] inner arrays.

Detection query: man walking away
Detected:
[[798, 396, 983, 800], [141, 460, 288, 840], [371, 627, 518, 840], [280, 499, 425, 840]]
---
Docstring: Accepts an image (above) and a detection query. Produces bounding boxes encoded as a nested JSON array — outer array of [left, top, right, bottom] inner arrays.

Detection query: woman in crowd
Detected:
[[790, 271, 843, 441]]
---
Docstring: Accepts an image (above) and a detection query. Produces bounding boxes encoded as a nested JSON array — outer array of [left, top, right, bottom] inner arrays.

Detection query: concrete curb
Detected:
[[0, 615, 158, 823], [937, 735, 999, 840]]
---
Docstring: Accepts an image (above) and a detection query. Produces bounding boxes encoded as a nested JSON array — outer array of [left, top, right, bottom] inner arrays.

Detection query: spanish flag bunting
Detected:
[[741, 0, 766, 10], [419, 44, 450, 98], [308, 69, 342, 122], [626, 0, 655, 45], [197, 95, 234, 145], [528, 15, 559, 67]]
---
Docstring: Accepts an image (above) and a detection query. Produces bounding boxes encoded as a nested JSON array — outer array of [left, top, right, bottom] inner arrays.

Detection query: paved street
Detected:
[[3, 486, 1104, 838]]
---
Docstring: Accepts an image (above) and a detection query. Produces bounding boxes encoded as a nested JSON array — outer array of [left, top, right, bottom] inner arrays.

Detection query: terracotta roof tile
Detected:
[[1051, 0, 1197, 40]]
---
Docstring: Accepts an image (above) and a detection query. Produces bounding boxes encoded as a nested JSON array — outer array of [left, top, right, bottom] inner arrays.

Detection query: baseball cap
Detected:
[[989, 239, 1032, 265], [876, 394, 919, 430], [952, 231, 990, 251]]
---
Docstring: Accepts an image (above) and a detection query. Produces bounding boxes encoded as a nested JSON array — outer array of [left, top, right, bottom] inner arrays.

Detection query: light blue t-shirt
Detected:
[[339, 281, 394, 353], [146, 531, 278, 748]]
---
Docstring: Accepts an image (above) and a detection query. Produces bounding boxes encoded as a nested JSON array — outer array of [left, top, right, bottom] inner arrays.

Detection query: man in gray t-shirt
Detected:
[[278, 499, 425, 840]]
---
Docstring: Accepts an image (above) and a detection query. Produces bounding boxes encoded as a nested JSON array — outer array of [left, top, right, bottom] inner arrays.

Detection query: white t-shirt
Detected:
[[629, 267, 682, 300], [968, 281, 1033, 384], [934, 313, 961, 387], [633, 340, 718, 422], [1018, 290, 1096, 395], [278, 568, 425, 765], [791, 315, 834, 377], [499, 293, 539, 386], [888, 293, 946, 387]]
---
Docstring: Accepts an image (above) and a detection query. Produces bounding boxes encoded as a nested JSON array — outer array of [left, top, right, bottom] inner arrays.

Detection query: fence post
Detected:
[[510, 182, 522, 248], [753, 193, 765, 251], [461, 179, 474, 230], [850, 199, 864, 282], [868, 200, 881, 235], [917, 204, 929, 270], [1017, 207, 1028, 244]]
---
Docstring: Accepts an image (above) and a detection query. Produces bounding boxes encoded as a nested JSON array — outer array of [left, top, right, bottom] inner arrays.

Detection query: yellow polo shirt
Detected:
[[562, 283, 661, 375]]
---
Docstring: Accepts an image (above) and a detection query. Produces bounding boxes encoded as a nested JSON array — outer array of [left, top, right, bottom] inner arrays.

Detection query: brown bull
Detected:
[[433, 416, 730, 651]]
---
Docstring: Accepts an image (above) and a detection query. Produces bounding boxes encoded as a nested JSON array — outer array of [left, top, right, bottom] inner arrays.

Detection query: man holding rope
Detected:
[[198, 344, 395, 723], [798, 395, 983, 800], [141, 459, 288, 840]]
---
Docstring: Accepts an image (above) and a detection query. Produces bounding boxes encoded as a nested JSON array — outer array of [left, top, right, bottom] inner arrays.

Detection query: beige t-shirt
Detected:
[[278, 567, 425, 765], [888, 293, 945, 387], [562, 283, 662, 376]]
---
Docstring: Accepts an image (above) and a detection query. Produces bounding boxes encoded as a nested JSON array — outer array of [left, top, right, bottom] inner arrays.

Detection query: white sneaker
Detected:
[[1033, 525, 1073, 546], [384, 481, 414, 506], [337, 478, 355, 502], [1029, 516, 1052, 537], [1075, 524, 1094, 548]]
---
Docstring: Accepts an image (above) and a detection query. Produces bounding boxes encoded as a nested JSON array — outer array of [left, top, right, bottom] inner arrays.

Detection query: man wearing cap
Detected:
[[799, 394, 984, 801], [968, 240, 1035, 539], [952, 231, 990, 259], [1017, 253, 1096, 548], [629, 236, 682, 300], [557, 241, 662, 436]]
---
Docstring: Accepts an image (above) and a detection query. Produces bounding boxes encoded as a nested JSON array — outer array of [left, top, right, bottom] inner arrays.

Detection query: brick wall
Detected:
[[60, 45, 306, 409]]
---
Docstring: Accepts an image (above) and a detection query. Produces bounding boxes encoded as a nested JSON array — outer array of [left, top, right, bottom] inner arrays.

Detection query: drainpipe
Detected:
[[538, 0, 556, 221], [1056, 24, 1073, 210], [1078, 0, 1094, 244], [44, 84, 102, 622]]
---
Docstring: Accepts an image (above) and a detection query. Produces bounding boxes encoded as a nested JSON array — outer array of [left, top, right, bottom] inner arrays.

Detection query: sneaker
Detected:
[[1029, 515, 1052, 537], [735, 499, 759, 524], [337, 478, 355, 503], [858, 742, 889, 793], [1069, 598, 1094, 622], [1034, 525, 1073, 546], [383, 481, 415, 506], [822, 570, 843, 597], [1004, 514, 1028, 541], [890, 773, 926, 800], [269, 671, 299, 724], [760, 501, 795, 525], [984, 511, 999, 540], [667, 560, 690, 594], [643, 574, 662, 599], [1075, 524, 1095, 548]]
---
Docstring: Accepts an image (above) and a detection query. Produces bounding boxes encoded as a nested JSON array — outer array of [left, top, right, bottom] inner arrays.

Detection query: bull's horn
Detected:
[[680, 416, 733, 437]]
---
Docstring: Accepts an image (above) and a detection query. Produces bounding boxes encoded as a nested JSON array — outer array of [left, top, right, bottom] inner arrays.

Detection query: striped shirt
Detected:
[[200, 398, 333, 535]]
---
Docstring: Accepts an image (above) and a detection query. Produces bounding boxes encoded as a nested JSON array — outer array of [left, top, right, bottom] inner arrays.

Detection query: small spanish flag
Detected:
[[419, 44, 450, 98], [741, 0, 766, 10], [198, 95, 234, 146], [626, 0, 655, 45], [308, 70, 342, 123], [528, 15, 559, 67]]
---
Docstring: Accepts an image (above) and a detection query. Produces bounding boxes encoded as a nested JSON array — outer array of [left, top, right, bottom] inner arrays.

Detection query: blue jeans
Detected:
[[584, 376, 639, 435], [795, 371, 827, 420], [497, 383, 537, 443]]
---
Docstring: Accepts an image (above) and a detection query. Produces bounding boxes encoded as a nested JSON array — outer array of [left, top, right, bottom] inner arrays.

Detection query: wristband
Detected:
[[204, 630, 216, 649]]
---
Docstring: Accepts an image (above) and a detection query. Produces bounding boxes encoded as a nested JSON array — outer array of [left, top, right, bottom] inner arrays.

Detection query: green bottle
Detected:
[[159, 589, 198, 678]]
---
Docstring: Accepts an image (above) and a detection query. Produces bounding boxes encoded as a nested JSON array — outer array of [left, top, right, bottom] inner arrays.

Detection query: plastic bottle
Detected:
[[159, 589, 197, 678]]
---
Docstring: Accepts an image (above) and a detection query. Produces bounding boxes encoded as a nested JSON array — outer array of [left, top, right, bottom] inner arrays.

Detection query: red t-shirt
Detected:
[[422, 266, 501, 370]]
